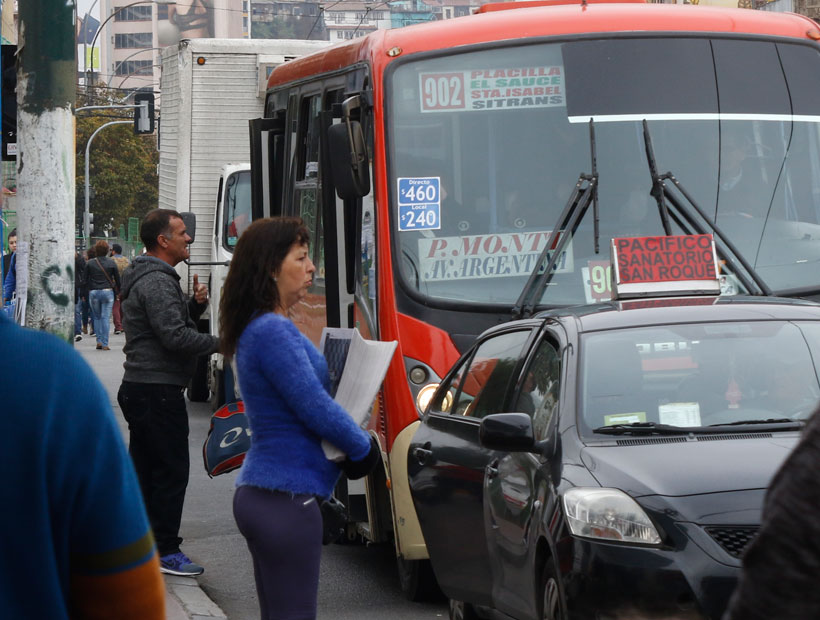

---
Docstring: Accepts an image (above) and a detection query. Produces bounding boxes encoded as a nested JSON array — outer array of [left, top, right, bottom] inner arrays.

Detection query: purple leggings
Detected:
[[233, 486, 323, 620]]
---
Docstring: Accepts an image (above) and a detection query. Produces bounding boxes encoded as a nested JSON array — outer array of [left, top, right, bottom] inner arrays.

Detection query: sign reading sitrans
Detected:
[[419, 66, 564, 112], [418, 231, 573, 282]]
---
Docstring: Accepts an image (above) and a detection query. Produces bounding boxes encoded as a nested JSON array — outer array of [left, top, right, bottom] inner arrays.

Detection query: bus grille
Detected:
[[704, 526, 758, 558]]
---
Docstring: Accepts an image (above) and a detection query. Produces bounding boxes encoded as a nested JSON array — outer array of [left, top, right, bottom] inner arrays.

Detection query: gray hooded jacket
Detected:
[[120, 255, 218, 386]]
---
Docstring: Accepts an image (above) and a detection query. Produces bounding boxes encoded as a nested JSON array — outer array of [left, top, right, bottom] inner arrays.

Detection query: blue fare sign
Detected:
[[398, 177, 441, 231]]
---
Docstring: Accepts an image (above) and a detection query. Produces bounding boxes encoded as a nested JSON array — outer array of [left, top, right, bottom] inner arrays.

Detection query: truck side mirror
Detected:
[[181, 211, 196, 244], [328, 95, 370, 200]]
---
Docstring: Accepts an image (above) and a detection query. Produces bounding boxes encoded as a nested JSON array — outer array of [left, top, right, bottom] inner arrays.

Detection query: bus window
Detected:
[[295, 94, 325, 283]]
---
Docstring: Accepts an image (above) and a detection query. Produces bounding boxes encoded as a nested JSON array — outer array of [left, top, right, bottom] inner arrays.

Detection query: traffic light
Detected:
[[85, 213, 95, 236], [134, 92, 155, 135]]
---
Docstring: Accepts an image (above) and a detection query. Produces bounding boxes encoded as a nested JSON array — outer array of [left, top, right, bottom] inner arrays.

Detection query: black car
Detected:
[[408, 295, 820, 620]]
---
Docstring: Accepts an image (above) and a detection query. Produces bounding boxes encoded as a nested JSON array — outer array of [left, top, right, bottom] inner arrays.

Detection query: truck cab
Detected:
[[207, 163, 251, 407]]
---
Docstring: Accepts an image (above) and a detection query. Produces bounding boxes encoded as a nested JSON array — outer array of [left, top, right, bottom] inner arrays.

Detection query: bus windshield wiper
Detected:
[[641, 120, 772, 296], [592, 422, 691, 435], [512, 120, 599, 320]]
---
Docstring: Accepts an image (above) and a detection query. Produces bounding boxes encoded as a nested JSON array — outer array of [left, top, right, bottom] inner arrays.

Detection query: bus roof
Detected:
[[267, 3, 820, 90]]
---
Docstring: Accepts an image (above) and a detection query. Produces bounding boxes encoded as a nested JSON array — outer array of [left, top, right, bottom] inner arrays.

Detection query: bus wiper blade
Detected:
[[708, 418, 805, 427], [641, 120, 772, 297], [512, 120, 599, 320], [592, 422, 691, 435]]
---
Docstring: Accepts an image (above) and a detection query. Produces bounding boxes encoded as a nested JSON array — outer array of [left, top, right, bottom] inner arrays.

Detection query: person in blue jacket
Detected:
[[218, 217, 379, 620]]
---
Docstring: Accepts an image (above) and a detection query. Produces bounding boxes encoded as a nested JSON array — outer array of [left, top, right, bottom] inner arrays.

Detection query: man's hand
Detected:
[[193, 273, 209, 305]]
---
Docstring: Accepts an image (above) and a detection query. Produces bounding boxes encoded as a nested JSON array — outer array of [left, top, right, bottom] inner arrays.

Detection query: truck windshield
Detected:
[[387, 37, 820, 307], [579, 320, 820, 434], [223, 170, 252, 250]]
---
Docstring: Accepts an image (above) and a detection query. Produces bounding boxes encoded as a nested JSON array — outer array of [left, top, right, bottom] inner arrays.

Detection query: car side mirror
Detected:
[[479, 413, 536, 452], [180, 211, 196, 244]]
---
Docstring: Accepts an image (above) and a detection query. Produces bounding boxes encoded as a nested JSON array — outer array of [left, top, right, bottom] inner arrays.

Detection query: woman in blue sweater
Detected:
[[219, 217, 379, 620]]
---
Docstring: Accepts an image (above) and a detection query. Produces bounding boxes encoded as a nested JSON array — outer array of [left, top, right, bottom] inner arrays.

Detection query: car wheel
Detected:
[[449, 598, 480, 620], [541, 562, 565, 620], [396, 556, 442, 602]]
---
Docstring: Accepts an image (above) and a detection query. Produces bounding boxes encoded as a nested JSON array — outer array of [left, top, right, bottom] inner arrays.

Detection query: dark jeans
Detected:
[[118, 381, 190, 557], [233, 486, 322, 620]]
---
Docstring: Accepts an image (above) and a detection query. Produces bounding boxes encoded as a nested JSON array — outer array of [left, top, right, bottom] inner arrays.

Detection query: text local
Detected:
[[616, 235, 716, 283]]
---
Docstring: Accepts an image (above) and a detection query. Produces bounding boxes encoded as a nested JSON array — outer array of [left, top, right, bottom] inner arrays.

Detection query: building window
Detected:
[[114, 33, 153, 49], [114, 5, 152, 21], [115, 59, 153, 76], [157, 4, 169, 19]]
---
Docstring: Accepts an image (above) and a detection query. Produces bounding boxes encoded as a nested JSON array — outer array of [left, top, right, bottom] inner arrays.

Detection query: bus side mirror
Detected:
[[329, 95, 370, 200]]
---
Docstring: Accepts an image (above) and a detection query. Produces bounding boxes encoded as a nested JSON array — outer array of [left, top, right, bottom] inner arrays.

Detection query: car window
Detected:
[[515, 337, 561, 441], [432, 330, 531, 418], [580, 321, 820, 432]]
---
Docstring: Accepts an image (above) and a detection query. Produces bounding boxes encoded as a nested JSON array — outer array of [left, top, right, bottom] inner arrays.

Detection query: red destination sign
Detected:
[[611, 234, 720, 299]]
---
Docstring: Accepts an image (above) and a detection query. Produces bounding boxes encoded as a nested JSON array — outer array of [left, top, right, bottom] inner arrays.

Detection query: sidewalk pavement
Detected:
[[74, 328, 228, 620]]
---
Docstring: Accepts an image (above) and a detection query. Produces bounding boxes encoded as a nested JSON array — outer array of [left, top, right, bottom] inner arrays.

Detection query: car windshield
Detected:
[[388, 37, 820, 308], [578, 321, 820, 434]]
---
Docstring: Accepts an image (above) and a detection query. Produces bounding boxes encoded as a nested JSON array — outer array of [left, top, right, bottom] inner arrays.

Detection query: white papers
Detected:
[[658, 402, 701, 427], [320, 328, 398, 461]]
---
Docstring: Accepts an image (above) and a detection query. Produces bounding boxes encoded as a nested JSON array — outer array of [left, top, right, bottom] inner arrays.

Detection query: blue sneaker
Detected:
[[159, 551, 204, 576]]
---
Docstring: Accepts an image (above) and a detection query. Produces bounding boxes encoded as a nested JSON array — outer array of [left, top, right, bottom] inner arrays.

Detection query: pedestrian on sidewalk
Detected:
[[2, 227, 16, 282], [219, 217, 379, 620], [723, 405, 820, 619], [0, 312, 165, 619], [118, 208, 219, 577], [110, 243, 130, 334], [74, 249, 86, 342], [82, 247, 95, 335], [84, 240, 121, 351], [2, 228, 16, 305]]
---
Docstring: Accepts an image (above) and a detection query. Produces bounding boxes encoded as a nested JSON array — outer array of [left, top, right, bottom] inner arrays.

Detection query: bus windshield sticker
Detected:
[[417, 231, 574, 281], [398, 177, 441, 231], [419, 67, 564, 113]]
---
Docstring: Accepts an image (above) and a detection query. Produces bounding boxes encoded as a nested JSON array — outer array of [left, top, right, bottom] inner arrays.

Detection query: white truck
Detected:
[[157, 38, 330, 402]]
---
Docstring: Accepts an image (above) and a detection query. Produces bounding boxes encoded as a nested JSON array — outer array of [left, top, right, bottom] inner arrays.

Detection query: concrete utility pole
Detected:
[[17, 0, 76, 339]]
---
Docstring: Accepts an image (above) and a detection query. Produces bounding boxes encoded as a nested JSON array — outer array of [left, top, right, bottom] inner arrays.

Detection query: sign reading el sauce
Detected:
[[419, 67, 564, 113], [611, 234, 720, 298], [418, 231, 573, 282]]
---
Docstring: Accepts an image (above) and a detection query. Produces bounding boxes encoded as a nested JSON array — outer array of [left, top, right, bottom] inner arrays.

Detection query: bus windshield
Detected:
[[388, 36, 820, 307]]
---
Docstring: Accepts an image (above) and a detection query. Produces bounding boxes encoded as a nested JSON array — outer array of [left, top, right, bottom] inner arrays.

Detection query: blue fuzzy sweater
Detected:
[[235, 313, 371, 498]]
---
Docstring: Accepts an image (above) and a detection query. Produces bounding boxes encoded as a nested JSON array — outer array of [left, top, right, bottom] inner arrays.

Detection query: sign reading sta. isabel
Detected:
[[611, 234, 721, 299]]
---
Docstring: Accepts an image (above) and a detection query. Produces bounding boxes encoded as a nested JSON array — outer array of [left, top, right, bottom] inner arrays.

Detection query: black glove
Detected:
[[340, 436, 380, 480]]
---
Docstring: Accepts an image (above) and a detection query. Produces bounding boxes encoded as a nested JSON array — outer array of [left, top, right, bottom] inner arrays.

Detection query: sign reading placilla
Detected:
[[419, 66, 564, 113], [418, 230, 573, 282], [611, 234, 720, 299]]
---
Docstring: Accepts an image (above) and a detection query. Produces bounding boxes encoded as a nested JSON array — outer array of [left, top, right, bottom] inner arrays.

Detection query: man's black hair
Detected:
[[140, 209, 181, 251]]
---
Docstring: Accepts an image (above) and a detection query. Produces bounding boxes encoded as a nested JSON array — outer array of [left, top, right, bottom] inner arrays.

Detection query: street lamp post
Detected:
[[84, 121, 132, 242]]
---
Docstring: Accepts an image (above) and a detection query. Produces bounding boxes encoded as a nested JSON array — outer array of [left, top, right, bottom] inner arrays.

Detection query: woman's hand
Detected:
[[340, 436, 380, 480]]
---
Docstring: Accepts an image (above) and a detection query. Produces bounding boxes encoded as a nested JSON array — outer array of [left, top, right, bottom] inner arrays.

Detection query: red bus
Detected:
[[248, 0, 820, 599]]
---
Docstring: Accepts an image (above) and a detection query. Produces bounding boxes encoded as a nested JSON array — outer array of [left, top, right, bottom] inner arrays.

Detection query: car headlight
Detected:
[[563, 488, 662, 545]]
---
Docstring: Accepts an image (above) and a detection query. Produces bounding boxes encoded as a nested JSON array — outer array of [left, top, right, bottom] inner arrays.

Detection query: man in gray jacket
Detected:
[[117, 208, 219, 577]]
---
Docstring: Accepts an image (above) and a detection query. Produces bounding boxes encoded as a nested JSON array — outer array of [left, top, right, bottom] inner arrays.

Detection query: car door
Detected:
[[408, 329, 532, 606], [485, 332, 564, 619]]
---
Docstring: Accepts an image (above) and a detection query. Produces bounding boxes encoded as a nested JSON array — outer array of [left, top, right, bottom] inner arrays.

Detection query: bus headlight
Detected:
[[563, 488, 662, 545]]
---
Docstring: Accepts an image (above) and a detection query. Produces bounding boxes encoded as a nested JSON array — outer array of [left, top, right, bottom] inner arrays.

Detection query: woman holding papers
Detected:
[[219, 217, 379, 620]]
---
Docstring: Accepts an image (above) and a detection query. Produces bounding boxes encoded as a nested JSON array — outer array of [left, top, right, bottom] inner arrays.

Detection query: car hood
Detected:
[[580, 433, 798, 497]]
